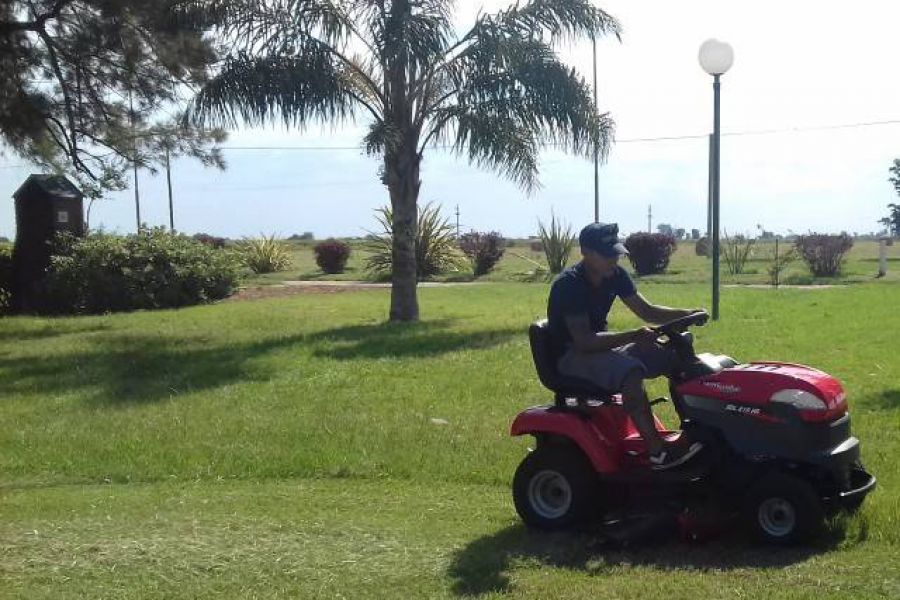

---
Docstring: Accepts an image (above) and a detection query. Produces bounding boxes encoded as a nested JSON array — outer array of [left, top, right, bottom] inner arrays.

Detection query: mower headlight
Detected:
[[770, 389, 827, 410]]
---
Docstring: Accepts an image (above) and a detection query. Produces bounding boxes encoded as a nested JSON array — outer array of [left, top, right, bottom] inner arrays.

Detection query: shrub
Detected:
[[193, 233, 227, 249], [39, 228, 241, 314], [239, 235, 293, 274], [0, 243, 12, 311], [314, 239, 351, 274], [529, 241, 543, 253], [458, 231, 505, 277], [695, 237, 710, 257], [625, 233, 677, 275], [795, 233, 853, 277], [537, 213, 575, 275], [364, 202, 464, 280], [767, 241, 797, 288], [722, 232, 755, 275]]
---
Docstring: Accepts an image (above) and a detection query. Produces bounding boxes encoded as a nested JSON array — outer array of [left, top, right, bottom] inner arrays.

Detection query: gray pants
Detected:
[[558, 342, 676, 392]]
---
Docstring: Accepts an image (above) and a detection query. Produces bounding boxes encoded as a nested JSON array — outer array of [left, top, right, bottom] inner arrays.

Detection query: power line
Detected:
[[215, 117, 900, 151], [4, 116, 900, 170], [220, 145, 367, 151]]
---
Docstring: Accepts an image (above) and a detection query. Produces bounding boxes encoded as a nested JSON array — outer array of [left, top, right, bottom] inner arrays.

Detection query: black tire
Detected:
[[512, 446, 599, 530], [743, 471, 825, 545]]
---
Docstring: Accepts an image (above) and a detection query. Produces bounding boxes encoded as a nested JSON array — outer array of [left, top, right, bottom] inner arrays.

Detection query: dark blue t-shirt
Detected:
[[546, 262, 637, 353]]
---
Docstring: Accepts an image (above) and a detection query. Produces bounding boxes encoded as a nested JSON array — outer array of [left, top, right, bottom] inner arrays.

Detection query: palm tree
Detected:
[[180, 0, 619, 321]]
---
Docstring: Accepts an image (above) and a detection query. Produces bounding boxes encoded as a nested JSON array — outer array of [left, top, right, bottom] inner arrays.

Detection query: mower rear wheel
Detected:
[[744, 471, 825, 545], [513, 446, 599, 530]]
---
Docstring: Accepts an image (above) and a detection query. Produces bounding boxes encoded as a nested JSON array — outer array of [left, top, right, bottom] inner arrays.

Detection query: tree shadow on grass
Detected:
[[0, 332, 308, 406], [0, 319, 111, 343], [448, 521, 852, 597], [0, 319, 524, 405], [308, 318, 521, 360]]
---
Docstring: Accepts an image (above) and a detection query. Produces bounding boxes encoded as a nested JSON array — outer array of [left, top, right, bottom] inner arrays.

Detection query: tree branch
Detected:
[[35, 18, 81, 168], [0, 0, 72, 33]]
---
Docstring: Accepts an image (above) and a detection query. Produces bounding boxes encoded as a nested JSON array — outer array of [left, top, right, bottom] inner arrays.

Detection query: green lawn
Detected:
[[2, 281, 899, 598], [246, 239, 900, 287]]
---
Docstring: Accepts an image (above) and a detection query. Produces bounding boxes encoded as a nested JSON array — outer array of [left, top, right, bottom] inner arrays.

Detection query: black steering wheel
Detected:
[[652, 311, 709, 361], [655, 310, 710, 337]]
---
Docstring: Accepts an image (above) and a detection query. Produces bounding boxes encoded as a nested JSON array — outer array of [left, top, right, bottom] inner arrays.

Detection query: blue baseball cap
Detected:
[[579, 222, 629, 257]]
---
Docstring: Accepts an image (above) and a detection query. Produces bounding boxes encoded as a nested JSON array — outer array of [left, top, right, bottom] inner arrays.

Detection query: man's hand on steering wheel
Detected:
[[656, 310, 710, 336], [689, 309, 710, 327]]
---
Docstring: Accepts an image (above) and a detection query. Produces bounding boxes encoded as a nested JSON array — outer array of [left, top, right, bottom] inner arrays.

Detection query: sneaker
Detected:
[[648, 441, 704, 470]]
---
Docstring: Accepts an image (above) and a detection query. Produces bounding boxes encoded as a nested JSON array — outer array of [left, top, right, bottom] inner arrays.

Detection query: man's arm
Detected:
[[621, 292, 703, 325], [564, 313, 658, 353]]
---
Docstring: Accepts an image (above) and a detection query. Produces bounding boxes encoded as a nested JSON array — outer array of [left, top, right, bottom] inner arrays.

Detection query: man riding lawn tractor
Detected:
[[548, 222, 707, 470], [511, 222, 874, 541]]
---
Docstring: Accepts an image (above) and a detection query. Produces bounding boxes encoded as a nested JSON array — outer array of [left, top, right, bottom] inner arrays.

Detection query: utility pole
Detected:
[[165, 145, 174, 231], [455, 204, 460, 238], [129, 88, 141, 232], [647, 205, 652, 233]]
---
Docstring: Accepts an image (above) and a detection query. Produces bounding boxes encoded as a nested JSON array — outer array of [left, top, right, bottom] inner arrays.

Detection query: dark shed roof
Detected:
[[13, 174, 83, 200]]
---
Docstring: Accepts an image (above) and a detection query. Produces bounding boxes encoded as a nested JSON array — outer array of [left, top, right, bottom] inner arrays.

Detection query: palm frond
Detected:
[[357, 0, 453, 72], [171, 0, 354, 50], [422, 35, 614, 188], [339, 52, 384, 108], [431, 105, 540, 191], [187, 48, 358, 128], [363, 119, 402, 156], [475, 0, 621, 43]]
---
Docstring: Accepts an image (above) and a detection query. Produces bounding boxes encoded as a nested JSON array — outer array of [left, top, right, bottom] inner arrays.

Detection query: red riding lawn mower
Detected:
[[511, 313, 876, 544]]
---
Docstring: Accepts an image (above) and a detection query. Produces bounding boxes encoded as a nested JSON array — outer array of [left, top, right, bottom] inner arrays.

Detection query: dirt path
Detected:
[[723, 284, 842, 290], [229, 280, 846, 302], [229, 280, 482, 301]]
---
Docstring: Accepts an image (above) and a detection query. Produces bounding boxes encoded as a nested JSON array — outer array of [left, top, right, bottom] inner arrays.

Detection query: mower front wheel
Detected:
[[513, 446, 599, 530], [744, 471, 825, 545]]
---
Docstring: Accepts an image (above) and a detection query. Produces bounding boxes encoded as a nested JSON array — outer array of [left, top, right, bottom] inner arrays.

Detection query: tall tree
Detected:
[[181, 0, 618, 322], [890, 159, 900, 196], [880, 203, 900, 237], [885, 160, 900, 236], [0, 0, 220, 197]]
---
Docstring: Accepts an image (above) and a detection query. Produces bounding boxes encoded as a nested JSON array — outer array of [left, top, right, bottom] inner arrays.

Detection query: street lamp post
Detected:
[[592, 35, 599, 223], [699, 38, 734, 321]]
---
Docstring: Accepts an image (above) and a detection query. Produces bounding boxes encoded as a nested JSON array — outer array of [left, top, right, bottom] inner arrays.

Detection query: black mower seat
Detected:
[[528, 320, 614, 405]]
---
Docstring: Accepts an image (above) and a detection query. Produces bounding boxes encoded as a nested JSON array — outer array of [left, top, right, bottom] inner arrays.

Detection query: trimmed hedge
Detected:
[[625, 233, 677, 275], [39, 228, 242, 314], [314, 239, 351, 274]]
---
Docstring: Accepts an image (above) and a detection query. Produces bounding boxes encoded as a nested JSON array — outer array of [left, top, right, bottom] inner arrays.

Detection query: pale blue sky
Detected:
[[2, 0, 899, 239]]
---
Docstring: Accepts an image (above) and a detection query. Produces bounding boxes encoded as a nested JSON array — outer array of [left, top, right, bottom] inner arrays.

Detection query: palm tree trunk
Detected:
[[386, 147, 421, 322], [383, 0, 420, 322]]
